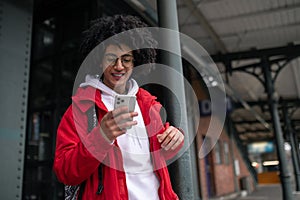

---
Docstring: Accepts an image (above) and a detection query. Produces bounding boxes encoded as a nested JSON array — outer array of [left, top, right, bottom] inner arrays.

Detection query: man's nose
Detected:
[[114, 58, 124, 69]]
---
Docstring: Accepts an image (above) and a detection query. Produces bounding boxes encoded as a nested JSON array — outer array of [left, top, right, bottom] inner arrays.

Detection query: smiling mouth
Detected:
[[112, 73, 125, 77]]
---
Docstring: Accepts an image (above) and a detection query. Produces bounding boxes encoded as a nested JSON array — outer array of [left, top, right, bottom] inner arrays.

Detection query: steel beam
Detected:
[[208, 3, 300, 23], [234, 119, 300, 125], [238, 129, 271, 134], [0, 0, 33, 199], [212, 44, 300, 63], [233, 98, 300, 110]]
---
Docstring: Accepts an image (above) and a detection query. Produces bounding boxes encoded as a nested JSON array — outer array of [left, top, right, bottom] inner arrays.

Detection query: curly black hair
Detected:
[[80, 15, 157, 67]]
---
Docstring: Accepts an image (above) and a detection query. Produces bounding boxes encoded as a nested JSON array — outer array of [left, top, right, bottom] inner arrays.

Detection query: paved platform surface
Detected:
[[210, 184, 300, 200], [236, 184, 300, 200], [235, 184, 283, 200]]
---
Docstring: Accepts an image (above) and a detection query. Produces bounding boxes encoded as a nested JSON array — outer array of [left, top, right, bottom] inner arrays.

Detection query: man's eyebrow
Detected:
[[104, 53, 133, 57], [121, 54, 133, 57], [104, 53, 117, 57]]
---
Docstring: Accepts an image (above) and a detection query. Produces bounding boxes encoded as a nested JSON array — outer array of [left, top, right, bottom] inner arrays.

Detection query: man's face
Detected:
[[102, 44, 134, 94]]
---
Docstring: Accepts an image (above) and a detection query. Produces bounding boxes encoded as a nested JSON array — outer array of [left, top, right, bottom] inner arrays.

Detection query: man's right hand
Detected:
[[100, 106, 138, 142]]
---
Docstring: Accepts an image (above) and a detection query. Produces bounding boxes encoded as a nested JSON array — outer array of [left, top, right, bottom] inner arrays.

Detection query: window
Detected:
[[215, 141, 222, 164], [224, 142, 230, 165]]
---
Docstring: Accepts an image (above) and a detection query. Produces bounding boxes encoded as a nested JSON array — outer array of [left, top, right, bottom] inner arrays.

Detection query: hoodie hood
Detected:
[[80, 74, 139, 97]]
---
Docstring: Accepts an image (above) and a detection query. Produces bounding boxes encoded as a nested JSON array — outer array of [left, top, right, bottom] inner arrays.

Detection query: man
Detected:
[[54, 15, 184, 200]]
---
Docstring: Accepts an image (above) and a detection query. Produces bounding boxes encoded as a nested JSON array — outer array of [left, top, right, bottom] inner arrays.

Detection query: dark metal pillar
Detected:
[[0, 0, 33, 199], [157, 0, 200, 199], [283, 104, 300, 191], [294, 133, 300, 166], [262, 57, 294, 199], [289, 129, 300, 192]]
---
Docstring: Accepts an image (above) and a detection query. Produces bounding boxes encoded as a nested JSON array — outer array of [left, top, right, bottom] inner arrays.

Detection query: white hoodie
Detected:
[[80, 75, 159, 200]]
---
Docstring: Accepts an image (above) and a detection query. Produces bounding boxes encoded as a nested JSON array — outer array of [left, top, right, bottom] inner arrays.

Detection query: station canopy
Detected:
[[128, 0, 300, 145]]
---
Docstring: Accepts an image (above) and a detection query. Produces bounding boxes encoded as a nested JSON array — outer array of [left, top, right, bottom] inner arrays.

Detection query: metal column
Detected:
[[283, 104, 300, 191], [0, 0, 33, 199], [294, 133, 300, 167], [262, 57, 294, 199], [157, 0, 200, 199]]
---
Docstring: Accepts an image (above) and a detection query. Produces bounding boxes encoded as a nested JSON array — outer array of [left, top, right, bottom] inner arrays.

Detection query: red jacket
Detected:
[[53, 86, 182, 200]]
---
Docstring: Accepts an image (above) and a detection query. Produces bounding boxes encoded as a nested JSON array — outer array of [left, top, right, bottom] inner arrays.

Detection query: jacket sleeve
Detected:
[[137, 88, 184, 161], [149, 102, 184, 161], [53, 105, 113, 185]]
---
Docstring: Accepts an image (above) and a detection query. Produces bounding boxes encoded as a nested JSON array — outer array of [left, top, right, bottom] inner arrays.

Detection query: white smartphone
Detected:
[[114, 95, 136, 112]]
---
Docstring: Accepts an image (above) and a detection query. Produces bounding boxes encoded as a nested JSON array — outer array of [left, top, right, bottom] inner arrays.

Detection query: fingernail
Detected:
[[157, 137, 161, 143]]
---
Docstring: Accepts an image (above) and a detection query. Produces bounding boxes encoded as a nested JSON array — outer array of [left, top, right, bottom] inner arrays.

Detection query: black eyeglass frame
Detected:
[[103, 53, 135, 68]]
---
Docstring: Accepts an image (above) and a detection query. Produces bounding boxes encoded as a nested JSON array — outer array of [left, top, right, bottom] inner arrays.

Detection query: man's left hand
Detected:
[[157, 126, 184, 151]]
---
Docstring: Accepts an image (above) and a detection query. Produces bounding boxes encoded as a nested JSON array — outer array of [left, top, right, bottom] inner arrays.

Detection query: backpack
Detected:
[[64, 106, 103, 200]]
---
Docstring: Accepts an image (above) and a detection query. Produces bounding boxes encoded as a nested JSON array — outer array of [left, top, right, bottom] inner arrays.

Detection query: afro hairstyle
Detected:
[[79, 14, 157, 67]]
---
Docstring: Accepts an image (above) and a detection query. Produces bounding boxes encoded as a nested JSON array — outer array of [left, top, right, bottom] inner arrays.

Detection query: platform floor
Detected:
[[236, 184, 283, 200], [210, 184, 300, 200]]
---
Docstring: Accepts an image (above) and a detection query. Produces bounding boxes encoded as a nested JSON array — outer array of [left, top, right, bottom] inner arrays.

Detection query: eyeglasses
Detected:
[[103, 53, 134, 68]]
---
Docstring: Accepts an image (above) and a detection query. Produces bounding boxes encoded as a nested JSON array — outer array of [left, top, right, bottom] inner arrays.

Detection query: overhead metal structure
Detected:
[[212, 44, 300, 144], [134, 0, 300, 142], [128, 0, 300, 198]]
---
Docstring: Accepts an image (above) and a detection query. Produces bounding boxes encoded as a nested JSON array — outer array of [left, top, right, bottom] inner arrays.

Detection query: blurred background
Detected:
[[0, 0, 300, 199]]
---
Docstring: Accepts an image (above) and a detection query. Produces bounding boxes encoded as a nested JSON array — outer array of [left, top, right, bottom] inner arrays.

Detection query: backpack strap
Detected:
[[65, 106, 104, 200], [77, 181, 86, 200], [96, 164, 104, 194], [84, 106, 104, 197], [77, 165, 103, 199], [86, 106, 99, 132]]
